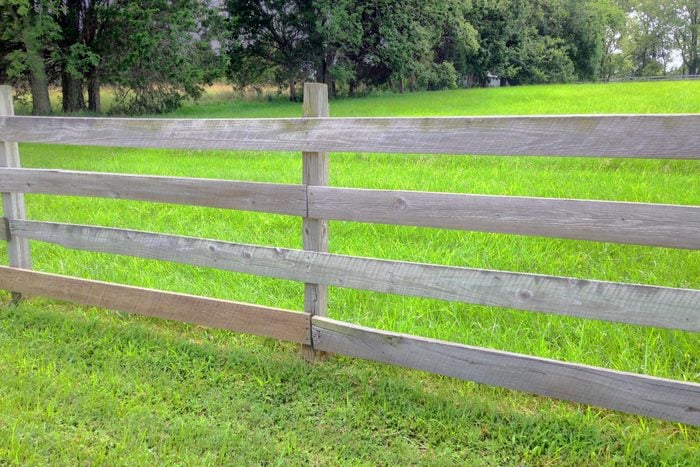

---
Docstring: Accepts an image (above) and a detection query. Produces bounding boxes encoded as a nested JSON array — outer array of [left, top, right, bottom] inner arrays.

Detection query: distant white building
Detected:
[[487, 73, 500, 87]]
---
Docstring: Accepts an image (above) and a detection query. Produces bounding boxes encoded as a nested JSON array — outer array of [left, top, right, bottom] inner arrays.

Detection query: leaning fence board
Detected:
[[311, 317, 700, 425], [0, 87, 31, 271], [2, 114, 700, 158], [308, 187, 700, 249], [9, 220, 700, 331], [0, 168, 307, 216], [0, 266, 311, 344]]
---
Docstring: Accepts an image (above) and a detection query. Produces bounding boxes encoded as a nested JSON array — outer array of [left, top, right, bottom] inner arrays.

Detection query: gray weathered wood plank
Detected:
[[0, 87, 31, 271], [301, 83, 330, 360], [302, 83, 329, 321], [2, 114, 699, 158], [308, 187, 700, 249], [0, 168, 307, 216], [311, 317, 700, 425], [0, 266, 311, 344], [9, 220, 700, 331]]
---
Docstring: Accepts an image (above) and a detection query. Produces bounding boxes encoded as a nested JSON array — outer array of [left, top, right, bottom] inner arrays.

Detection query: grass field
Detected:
[[1, 81, 699, 464]]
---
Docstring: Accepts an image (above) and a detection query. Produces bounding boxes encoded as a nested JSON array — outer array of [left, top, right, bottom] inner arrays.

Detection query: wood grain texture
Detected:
[[309, 187, 700, 249], [302, 83, 329, 319], [0, 266, 311, 344], [311, 317, 700, 425], [10, 220, 700, 331], [0, 168, 307, 216], [0, 87, 31, 270], [2, 114, 699, 158]]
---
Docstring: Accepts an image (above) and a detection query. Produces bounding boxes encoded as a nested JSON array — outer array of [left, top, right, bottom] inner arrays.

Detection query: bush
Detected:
[[428, 62, 459, 90]]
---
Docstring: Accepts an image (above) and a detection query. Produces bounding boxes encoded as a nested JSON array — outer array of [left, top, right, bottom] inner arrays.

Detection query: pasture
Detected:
[[1, 81, 699, 464]]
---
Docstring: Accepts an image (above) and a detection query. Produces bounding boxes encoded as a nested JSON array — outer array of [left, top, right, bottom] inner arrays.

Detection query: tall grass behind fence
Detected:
[[1, 84, 699, 425]]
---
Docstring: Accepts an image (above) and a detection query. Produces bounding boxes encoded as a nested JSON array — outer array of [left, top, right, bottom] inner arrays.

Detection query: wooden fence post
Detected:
[[0, 85, 32, 303], [301, 82, 329, 361]]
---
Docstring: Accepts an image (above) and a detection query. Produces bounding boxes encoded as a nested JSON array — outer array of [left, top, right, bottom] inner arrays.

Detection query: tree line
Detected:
[[1, 0, 698, 115]]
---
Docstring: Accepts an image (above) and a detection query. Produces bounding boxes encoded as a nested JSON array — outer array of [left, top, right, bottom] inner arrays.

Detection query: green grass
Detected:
[[2, 81, 699, 464], [170, 80, 700, 117]]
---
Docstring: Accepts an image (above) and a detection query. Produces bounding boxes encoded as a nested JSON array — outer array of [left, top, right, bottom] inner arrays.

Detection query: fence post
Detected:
[[0, 85, 32, 303], [301, 82, 329, 361]]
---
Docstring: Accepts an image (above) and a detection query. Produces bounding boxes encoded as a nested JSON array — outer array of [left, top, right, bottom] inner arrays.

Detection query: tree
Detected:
[[226, 0, 318, 101], [0, 0, 60, 114], [56, 0, 102, 112], [563, 0, 614, 80], [667, 0, 699, 75], [312, 0, 362, 95], [336, 0, 477, 93], [598, 0, 630, 80], [622, 0, 675, 75], [432, 0, 479, 80], [465, 0, 577, 85], [100, 0, 223, 114]]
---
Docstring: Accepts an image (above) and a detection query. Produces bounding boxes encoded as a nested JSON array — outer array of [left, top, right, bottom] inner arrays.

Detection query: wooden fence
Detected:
[[0, 83, 698, 426]]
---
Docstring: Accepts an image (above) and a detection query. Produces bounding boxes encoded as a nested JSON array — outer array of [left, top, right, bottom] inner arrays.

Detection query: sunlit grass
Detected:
[[170, 80, 700, 117], [1, 81, 699, 464]]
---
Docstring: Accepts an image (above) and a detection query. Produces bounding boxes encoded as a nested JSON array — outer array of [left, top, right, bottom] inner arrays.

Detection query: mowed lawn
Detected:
[[1, 81, 699, 464]]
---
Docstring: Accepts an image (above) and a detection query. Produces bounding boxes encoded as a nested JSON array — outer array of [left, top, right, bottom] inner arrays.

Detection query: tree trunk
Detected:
[[322, 53, 334, 97], [62, 73, 84, 112], [689, 8, 698, 76], [87, 69, 101, 113], [289, 78, 296, 101], [23, 30, 51, 115], [29, 70, 51, 115], [399, 77, 405, 93], [349, 80, 356, 96], [59, 0, 85, 113]]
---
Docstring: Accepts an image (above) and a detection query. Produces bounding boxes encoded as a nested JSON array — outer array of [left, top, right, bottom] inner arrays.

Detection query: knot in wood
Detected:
[[517, 289, 533, 300], [392, 196, 407, 210]]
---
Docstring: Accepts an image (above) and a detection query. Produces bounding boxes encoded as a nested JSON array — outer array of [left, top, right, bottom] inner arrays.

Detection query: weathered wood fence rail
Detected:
[[1, 84, 699, 425]]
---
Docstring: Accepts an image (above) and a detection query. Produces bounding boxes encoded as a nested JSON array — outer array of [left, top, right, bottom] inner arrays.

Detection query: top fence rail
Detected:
[[1, 114, 700, 158]]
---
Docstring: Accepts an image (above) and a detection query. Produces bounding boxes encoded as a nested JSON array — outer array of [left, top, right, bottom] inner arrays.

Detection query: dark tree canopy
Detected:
[[1, 0, 697, 113]]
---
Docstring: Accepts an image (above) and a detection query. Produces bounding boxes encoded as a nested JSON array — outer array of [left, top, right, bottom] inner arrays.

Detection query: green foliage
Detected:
[[428, 61, 459, 90], [0, 0, 61, 113], [2, 0, 699, 111], [612, 0, 698, 77], [465, 0, 600, 85], [599, 0, 630, 80], [519, 36, 578, 84], [665, 0, 699, 75], [313, 0, 363, 90], [225, 0, 475, 95], [225, 0, 318, 100], [100, 1, 221, 114], [61, 42, 99, 80]]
